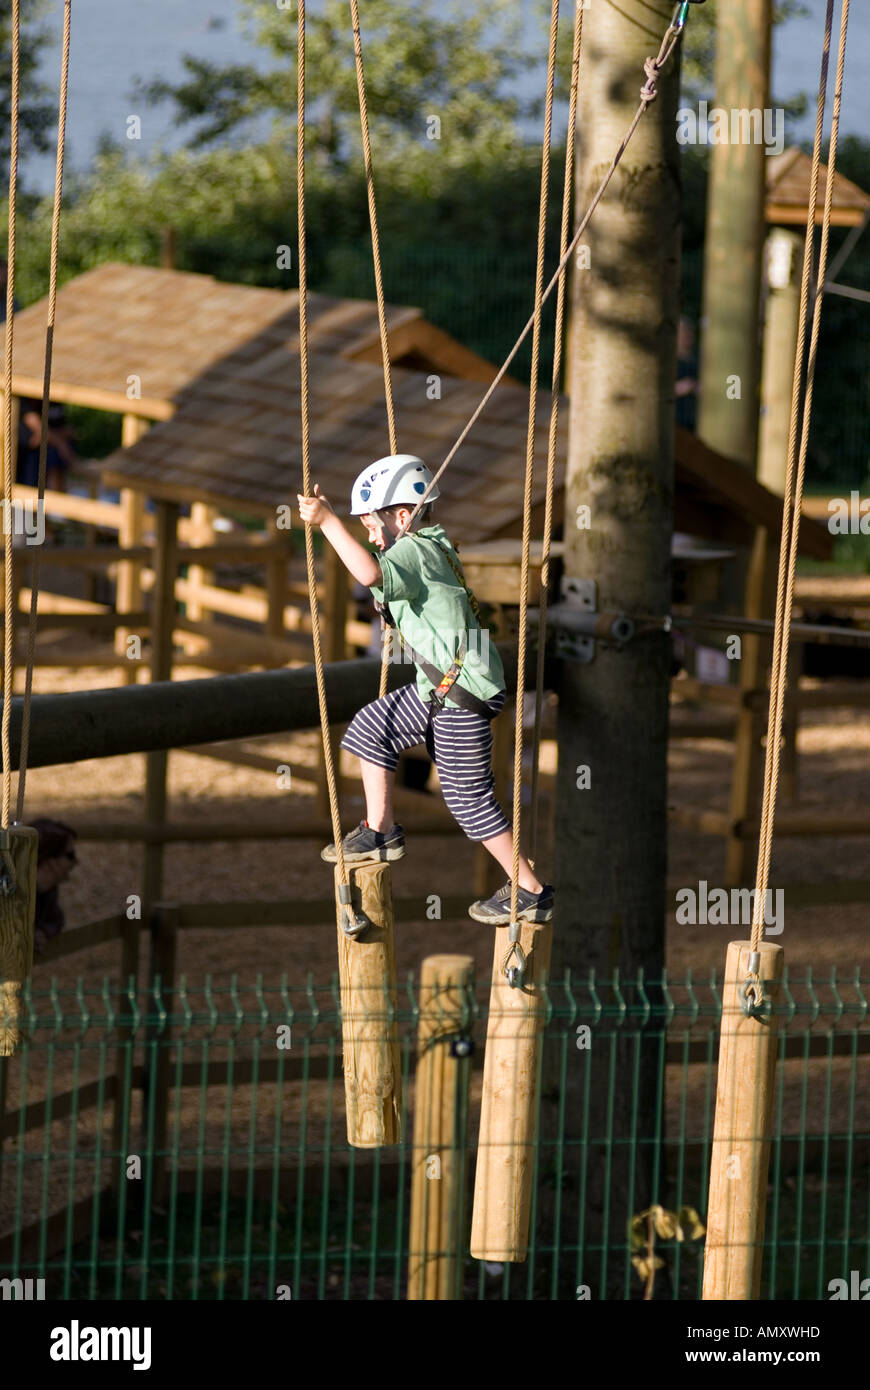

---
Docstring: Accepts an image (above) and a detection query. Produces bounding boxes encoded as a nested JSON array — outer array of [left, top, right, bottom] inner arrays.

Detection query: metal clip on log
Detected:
[[338, 881, 372, 940], [739, 950, 766, 1018], [503, 921, 527, 990], [0, 827, 15, 897]]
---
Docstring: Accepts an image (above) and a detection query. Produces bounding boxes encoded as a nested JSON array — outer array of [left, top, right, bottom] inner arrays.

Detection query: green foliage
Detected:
[[137, 0, 550, 167], [0, 0, 56, 173]]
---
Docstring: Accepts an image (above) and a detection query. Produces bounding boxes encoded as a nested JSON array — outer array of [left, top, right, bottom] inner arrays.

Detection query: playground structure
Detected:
[[0, 0, 867, 1301]]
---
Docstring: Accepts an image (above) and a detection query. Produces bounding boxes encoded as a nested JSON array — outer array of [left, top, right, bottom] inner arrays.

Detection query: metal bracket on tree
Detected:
[[545, 578, 636, 663]]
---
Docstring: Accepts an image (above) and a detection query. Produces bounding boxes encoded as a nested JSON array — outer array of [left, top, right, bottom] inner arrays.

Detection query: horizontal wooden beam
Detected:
[[3, 645, 535, 769]]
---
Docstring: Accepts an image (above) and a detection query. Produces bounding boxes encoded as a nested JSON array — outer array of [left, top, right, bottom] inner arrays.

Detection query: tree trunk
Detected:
[[697, 0, 772, 467], [548, 0, 680, 1299]]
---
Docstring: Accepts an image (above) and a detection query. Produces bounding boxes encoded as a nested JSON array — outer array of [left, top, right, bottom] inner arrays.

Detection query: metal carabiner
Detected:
[[503, 920, 527, 990]]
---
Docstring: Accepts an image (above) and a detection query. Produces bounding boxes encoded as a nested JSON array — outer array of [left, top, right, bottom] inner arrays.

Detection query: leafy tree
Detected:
[[137, 0, 549, 167], [0, 0, 57, 174]]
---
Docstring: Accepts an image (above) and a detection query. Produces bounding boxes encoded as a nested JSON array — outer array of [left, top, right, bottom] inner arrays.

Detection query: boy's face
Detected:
[[360, 508, 412, 551]]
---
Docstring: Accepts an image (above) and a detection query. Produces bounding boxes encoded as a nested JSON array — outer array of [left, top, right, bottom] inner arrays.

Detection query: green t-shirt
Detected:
[[369, 524, 505, 706]]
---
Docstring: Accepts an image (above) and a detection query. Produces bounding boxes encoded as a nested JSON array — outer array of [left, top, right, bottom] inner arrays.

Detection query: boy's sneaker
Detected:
[[468, 881, 554, 925], [321, 820, 406, 865]]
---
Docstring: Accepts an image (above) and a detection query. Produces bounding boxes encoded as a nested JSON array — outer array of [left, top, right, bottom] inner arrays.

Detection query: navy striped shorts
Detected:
[[341, 684, 511, 842]]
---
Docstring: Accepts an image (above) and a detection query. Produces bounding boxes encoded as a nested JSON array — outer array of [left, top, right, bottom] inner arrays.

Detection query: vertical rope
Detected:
[[749, 0, 849, 967], [348, 0, 396, 700], [529, 0, 584, 863], [16, 0, 71, 820], [399, 17, 685, 535], [2, 0, 20, 829], [298, 0, 348, 885], [509, 0, 560, 927]]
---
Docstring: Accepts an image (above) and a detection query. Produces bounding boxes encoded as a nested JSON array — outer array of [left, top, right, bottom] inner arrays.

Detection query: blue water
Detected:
[[20, 0, 870, 195]]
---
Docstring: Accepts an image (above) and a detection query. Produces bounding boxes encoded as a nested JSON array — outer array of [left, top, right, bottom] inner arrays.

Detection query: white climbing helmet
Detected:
[[349, 454, 440, 516]]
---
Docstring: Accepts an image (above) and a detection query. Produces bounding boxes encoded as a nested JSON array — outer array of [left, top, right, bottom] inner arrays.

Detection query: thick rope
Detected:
[[748, 0, 848, 977], [1, 1, 20, 830], [349, 0, 396, 700], [529, 0, 584, 863], [16, 0, 70, 821], [508, 0, 560, 933], [297, 0, 348, 886], [398, 13, 685, 539]]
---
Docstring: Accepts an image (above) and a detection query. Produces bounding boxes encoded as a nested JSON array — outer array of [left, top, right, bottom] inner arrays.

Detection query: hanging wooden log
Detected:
[[408, 953, 474, 1300], [702, 939, 784, 1299], [470, 920, 552, 1262], [0, 825, 39, 1056], [334, 861, 402, 1147]]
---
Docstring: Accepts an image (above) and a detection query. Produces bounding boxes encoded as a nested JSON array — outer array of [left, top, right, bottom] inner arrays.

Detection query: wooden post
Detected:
[[185, 502, 217, 625], [757, 229, 803, 492], [142, 501, 179, 914], [781, 643, 801, 803], [726, 527, 772, 884], [334, 861, 402, 1147], [702, 939, 783, 1300], [470, 921, 552, 1262], [265, 514, 288, 643], [0, 826, 39, 1056], [143, 903, 179, 1205], [697, 0, 772, 467], [116, 416, 149, 686], [408, 953, 474, 1301], [319, 546, 348, 815]]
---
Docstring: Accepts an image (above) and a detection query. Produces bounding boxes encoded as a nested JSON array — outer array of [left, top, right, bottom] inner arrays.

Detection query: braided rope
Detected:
[[749, 0, 849, 973], [508, 0, 561, 933], [529, 0, 584, 863], [349, 0, 396, 700], [16, 0, 71, 821], [298, 0, 348, 886], [1, 0, 19, 829]]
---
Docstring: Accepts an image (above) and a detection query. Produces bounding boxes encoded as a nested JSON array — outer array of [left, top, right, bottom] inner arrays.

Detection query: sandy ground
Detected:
[[3, 659, 869, 1238]]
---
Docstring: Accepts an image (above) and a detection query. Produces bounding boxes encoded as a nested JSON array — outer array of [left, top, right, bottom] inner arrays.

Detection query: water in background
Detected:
[[23, 0, 269, 193], [22, 0, 870, 195]]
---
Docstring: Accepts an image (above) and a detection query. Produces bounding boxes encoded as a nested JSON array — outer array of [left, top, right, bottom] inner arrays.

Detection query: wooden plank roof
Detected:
[[766, 147, 870, 227], [7, 263, 429, 412], [100, 325, 831, 557], [101, 342, 558, 543]]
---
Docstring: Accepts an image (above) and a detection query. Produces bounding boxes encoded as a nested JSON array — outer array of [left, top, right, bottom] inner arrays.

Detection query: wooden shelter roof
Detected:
[[766, 147, 870, 227], [99, 313, 831, 558], [11, 263, 828, 556], [8, 263, 499, 417]]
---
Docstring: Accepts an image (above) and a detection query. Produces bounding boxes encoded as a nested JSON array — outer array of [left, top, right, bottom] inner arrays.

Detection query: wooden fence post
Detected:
[[334, 862, 402, 1146], [143, 500, 179, 914], [0, 826, 39, 1057], [408, 953, 474, 1301], [143, 902, 179, 1206], [702, 938, 784, 1299], [116, 416, 149, 685], [470, 920, 552, 1262], [726, 527, 771, 884], [185, 502, 217, 624]]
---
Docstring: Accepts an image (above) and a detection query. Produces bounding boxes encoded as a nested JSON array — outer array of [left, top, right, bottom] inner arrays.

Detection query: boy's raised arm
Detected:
[[297, 487, 382, 589]]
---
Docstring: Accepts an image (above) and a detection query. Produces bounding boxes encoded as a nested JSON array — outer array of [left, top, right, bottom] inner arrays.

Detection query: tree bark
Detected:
[[549, 0, 681, 1299]]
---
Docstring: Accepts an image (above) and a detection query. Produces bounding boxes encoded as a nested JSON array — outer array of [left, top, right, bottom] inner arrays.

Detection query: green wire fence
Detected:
[[0, 962, 867, 1301]]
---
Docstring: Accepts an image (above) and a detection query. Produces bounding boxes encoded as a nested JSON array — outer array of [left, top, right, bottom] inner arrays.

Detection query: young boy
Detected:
[[297, 453, 553, 925]]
